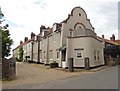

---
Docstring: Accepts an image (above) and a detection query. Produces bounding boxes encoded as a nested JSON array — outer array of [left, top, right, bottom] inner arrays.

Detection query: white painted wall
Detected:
[[66, 37, 104, 67]]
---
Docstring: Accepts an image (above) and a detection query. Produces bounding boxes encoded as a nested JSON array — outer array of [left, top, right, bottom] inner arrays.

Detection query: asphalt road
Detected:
[[3, 62, 119, 89], [32, 65, 118, 89]]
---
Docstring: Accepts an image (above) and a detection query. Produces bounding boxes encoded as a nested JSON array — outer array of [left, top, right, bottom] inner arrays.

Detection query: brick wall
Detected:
[[2, 59, 16, 80]]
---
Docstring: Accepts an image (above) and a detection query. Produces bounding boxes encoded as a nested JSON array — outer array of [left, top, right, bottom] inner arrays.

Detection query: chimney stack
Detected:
[[110, 34, 115, 42], [20, 40, 23, 44], [102, 35, 104, 39], [40, 25, 46, 34], [31, 32, 35, 38], [24, 37, 28, 42], [112, 34, 115, 42], [37, 35, 41, 41]]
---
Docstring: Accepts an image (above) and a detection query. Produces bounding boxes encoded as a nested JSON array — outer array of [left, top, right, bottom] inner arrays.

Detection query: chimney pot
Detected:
[[102, 35, 104, 39], [20, 41, 23, 44], [31, 32, 35, 38], [24, 37, 28, 42], [112, 34, 115, 41]]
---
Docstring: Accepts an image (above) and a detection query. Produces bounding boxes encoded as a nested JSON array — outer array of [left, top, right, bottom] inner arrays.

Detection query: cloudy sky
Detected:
[[0, 0, 119, 57]]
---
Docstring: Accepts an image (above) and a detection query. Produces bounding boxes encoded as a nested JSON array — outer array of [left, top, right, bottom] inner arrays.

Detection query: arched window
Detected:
[[73, 23, 85, 36]]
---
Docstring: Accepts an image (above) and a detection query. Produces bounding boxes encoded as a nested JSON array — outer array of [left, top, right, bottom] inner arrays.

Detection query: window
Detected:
[[57, 51, 59, 59], [49, 51, 53, 60], [97, 51, 99, 60], [40, 51, 42, 59], [76, 52, 82, 59], [52, 33, 56, 42], [94, 50, 96, 60], [69, 31, 73, 37], [94, 50, 99, 61], [41, 39, 44, 46], [44, 51, 46, 59]]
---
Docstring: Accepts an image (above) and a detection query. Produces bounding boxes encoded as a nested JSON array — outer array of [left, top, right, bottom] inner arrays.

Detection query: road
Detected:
[[2, 62, 118, 89], [2, 62, 85, 89], [32, 65, 118, 89]]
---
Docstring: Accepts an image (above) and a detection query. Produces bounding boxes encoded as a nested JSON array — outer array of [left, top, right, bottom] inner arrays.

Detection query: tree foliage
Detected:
[[18, 47, 24, 62], [0, 8, 13, 58], [0, 28, 13, 58], [104, 45, 120, 58]]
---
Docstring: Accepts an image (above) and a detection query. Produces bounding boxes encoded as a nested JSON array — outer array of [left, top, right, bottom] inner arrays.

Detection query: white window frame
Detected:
[[40, 51, 42, 60], [52, 33, 56, 43], [76, 52, 83, 59], [94, 50, 100, 61], [94, 50, 96, 60], [44, 51, 46, 60], [57, 51, 59, 60], [97, 51, 99, 60], [49, 51, 53, 60]]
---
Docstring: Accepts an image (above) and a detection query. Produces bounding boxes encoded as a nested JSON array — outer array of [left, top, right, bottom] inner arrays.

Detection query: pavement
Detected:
[[55, 65, 109, 72], [2, 62, 112, 89]]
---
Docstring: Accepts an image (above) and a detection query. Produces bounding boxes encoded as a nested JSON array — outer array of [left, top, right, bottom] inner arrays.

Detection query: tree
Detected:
[[18, 47, 24, 62], [0, 28, 13, 58], [104, 45, 120, 58], [0, 7, 13, 58]]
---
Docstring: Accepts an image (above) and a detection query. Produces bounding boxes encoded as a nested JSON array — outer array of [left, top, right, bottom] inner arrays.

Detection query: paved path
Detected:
[[2, 62, 117, 89]]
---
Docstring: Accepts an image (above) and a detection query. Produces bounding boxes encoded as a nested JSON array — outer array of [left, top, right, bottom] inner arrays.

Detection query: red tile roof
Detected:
[[115, 40, 120, 45], [13, 37, 35, 51], [97, 36, 118, 45]]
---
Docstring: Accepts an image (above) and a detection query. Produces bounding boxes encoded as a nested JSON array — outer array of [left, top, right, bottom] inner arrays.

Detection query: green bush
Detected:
[[28, 60, 34, 63], [50, 61, 58, 68]]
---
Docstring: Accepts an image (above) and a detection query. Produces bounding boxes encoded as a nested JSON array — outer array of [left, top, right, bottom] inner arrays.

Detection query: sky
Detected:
[[0, 0, 119, 58]]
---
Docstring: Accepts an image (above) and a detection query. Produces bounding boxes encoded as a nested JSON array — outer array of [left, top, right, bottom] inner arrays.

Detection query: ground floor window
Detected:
[[44, 51, 46, 59], [76, 52, 83, 59], [94, 50, 96, 60], [49, 50, 53, 60], [57, 51, 59, 59], [40, 50, 42, 59], [94, 50, 100, 61], [97, 51, 99, 60], [77, 53, 82, 57]]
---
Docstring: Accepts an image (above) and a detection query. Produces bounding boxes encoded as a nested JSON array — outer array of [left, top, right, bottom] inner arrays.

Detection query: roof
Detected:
[[115, 40, 120, 45], [13, 37, 35, 51], [97, 36, 118, 45]]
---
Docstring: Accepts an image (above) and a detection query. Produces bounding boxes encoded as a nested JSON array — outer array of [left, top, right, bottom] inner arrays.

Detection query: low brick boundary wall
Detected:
[[2, 59, 16, 80]]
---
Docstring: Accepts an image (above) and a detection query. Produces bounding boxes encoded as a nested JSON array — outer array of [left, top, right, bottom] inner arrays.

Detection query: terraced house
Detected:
[[13, 6, 118, 68]]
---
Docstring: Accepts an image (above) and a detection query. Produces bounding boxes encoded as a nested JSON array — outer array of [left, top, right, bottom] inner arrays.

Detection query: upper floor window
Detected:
[[52, 33, 56, 43], [69, 31, 73, 37], [41, 39, 44, 46]]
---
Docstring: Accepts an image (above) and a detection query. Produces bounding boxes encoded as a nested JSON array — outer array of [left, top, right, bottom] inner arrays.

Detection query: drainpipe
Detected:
[[46, 37, 49, 64], [37, 40, 40, 63], [31, 41, 34, 62]]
